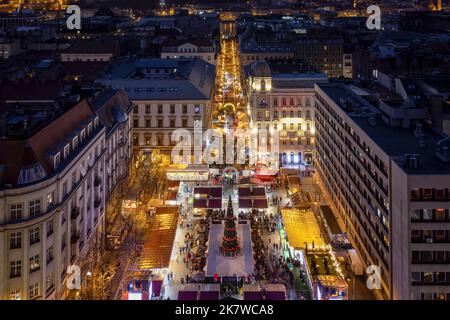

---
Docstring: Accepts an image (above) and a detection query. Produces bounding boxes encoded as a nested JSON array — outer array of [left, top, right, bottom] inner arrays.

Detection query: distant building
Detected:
[[0, 12, 44, 29], [314, 82, 450, 300], [161, 39, 216, 65], [293, 37, 344, 78], [239, 33, 294, 65], [247, 59, 328, 167], [60, 39, 118, 63]]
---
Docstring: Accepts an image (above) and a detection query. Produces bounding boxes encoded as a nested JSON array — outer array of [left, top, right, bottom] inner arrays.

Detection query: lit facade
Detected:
[[247, 60, 328, 167]]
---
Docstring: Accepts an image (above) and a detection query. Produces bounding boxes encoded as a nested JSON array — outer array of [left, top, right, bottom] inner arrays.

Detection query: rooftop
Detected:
[[97, 58, 215, 100], [63, 39, 116, 55], [317, 83, 450, 175]]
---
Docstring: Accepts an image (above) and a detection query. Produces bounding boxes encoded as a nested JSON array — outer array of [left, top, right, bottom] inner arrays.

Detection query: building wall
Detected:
[[0, 122, 106, 300], [240, 52, 294, 65], [314, 84, 391, 299], [314, 83, 450, 300], [60, 53, 113, 62], [294, 40, 343, 77], [161, 52, 215, 65], [391, 169, 450, 300], [131, 100, 207, 162], [249, 77, 316, 166]]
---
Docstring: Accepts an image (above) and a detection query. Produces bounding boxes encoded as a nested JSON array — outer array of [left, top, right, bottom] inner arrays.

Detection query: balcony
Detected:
[[94, 176, 101, 187], [94, 197, 101, 208], [71, 233, 80, 244], [70, 207, 80, 220]]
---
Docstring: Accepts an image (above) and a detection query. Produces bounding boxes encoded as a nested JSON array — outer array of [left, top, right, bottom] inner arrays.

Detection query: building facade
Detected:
[[314, 82, 450, 300], [97, 58, 215, 164], [89, 89, 134, 235], [161, 39, 216, 65], [247, 60, 328, 167], [0, 100, 106, 300], [293, 38, 344, 78]]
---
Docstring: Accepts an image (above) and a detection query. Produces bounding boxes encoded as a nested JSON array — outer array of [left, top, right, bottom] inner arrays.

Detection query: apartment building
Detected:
[[97, 58, 215, 164], [88, 89, 134, 233], [247, 59, 328, 167], [314, 82, 450, 300], [60, 39, 117, 63], [293, 37, 344, 78], [161, 39, 216, 65], [0, 100, 106, 300]]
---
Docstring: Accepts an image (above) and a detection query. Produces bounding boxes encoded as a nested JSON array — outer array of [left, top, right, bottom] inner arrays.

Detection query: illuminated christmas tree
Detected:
[[221, 195, 240, 256]]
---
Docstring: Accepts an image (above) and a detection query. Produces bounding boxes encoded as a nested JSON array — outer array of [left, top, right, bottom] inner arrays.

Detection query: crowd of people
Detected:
[[250, 210, 271, 281], [205, 208, 226, 220]]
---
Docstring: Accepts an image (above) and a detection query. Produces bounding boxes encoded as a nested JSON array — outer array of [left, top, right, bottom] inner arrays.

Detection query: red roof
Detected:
[[0, 100, 94, 186]]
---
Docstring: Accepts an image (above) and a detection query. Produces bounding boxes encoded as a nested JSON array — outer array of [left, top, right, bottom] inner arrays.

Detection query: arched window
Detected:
[[260, 79, 266, 91]]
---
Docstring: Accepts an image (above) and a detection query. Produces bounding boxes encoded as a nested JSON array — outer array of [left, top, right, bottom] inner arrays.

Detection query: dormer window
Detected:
[[63, 144, 70, 160], [88, 123, 92, 135], [80, 129, 86, 142], [54, 153, 61, 169], [72, 136, 78, 150], [17, 164, 46, 185]]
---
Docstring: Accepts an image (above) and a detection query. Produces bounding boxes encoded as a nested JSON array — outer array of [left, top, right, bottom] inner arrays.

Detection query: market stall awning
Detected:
[[317, 275, 348, 289], [194, 198, 208, 208], [265, 291, 286, 300], [209, 187, 222, 197], [194, 187, 210, 195], [178, 291, 198, 300], [150, 280, 163, 298], [252, 187, 266, 196], [164, 190, 178, 202], [199, 291, 219, 300], [253, 198, 268, 209], [265, 284, 286, 300], [288, 175, 301, 185], [281, 209, 326, 250], [208, 198, 222, 208], [320, 205, 343, 235], [238, 187, 251, 197], [178, 284, 199, 300], [238, 198, 252, 208], [199, 284, 220, 300], [167, 180, 180, 190], [243, 284, 263, 300], [137, 206, 179, 270]]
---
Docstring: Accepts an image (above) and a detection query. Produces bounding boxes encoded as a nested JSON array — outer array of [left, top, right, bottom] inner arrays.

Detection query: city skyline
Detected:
[[0, 0, 449, 304]]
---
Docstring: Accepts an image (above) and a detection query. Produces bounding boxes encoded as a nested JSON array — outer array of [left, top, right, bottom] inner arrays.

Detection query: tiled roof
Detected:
[[0, 100, 95, 186]]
